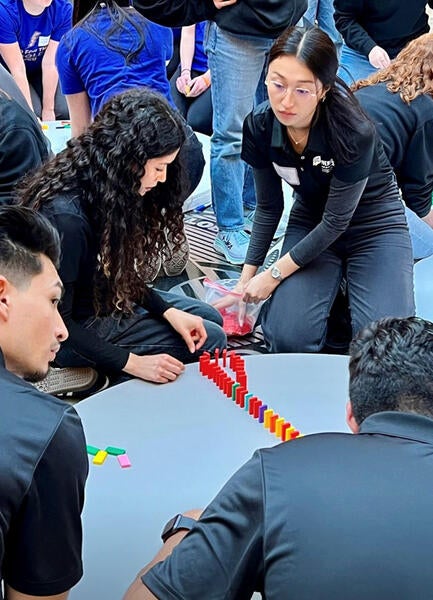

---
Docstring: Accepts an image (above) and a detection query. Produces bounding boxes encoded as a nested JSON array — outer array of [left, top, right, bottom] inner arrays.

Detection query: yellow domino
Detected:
[[263, 409, 274, 428], [93, 450, 108, 465], [284, 426, 296, 441], [275, 418, 285, 438]]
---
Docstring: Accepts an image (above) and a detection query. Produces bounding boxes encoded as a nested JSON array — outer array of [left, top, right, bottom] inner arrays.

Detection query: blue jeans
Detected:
[[337, 44, 378, 85], [405, 206, 433, 261], [304, 0, 342, 53], [56, 291, 227, 371], [205, 22, 274, 231]]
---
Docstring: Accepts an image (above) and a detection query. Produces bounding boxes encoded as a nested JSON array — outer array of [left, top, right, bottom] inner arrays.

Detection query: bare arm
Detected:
[[41, 39, 60, 121], [6, 587, 69, 600], [176, 24, 195, 94], [65, 91, 92, 137], [123, 510, 202, 600], [0, 42, 33, 111]]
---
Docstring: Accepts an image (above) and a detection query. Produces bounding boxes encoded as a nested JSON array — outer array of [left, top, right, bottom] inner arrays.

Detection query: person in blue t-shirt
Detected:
[[0, 0, 72, 120], [169, 22, 213, 136], [56, 0, 174, 137]]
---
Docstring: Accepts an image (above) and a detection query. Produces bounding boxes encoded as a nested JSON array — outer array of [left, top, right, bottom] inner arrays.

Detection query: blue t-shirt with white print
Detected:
[[0, 0, 72, 72]]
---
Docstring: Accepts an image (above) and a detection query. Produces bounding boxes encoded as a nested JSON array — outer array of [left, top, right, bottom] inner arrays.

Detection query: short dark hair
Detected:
[[0, 206, 60, 287], [349, 317, 433, 423]]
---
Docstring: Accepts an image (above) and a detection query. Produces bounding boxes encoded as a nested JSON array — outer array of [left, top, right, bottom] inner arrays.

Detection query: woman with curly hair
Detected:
[[353, 33, 433, 260], [18, 87, 226, 384]]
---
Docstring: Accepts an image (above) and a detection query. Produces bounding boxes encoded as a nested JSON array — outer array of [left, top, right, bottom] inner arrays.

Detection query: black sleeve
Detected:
[[241, 109, 273, 170], [245, 167, 285, 266], [132, 0, 216, 26], [290, 176, 368, 267], [0, 126, 48, 204], [4, 406, 88, 596], [54, 211, 131, 372], [142, 452, 265, 599], [397, 120, 433, 218], [333, 0, 377, 57], [60, 285, 130, 372], [143, 286, 172, 316]]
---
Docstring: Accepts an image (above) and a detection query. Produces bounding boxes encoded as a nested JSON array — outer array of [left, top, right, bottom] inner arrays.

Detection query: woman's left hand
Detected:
[[242, 271, 280, 304], [163, 307, 207, 353], [187, 75, 209, 97]]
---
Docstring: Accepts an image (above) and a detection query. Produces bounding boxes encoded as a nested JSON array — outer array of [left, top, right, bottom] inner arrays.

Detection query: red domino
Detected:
[[235, 386, 246, 405], [229, 351, 236, 369], [237, 373, 247, 388], [249, 396, 258, 415], [253, 400, 263, 419], [222, 348, 227, 367], [239, 389, 247, 408], [290, 430, 300, 439], [281, 422, 293, 441], [214, 348, 219, 364], [225, 378, 234, 397], [270, 414, 279, 433]]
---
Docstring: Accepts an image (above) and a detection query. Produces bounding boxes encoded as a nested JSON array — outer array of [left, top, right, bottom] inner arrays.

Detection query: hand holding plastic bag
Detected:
[[204, 278, 264, 336]]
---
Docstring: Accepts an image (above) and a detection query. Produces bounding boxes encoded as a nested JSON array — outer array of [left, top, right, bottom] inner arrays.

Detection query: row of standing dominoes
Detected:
[[86, 444, 132, 468], [199, 350, 301, 442]]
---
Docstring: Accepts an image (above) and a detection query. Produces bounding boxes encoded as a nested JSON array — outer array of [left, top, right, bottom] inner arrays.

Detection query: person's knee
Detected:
[[261, 313, 324, 353], [203, 320, 227, 351]]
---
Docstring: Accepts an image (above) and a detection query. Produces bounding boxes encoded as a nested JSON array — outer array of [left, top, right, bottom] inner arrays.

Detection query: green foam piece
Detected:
[[105, 446, 126, 456], [86, 445, 100, 455]]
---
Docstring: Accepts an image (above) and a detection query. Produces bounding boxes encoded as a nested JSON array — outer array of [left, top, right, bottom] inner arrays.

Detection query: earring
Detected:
[[321, 95, 326, 103]]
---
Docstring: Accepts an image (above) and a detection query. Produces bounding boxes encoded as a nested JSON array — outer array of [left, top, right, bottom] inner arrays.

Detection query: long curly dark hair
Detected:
[[18, 87, 187, 314]]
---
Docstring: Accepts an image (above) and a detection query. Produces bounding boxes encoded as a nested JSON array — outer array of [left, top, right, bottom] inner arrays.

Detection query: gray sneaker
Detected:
[[213, 230, 250, 264], [161, 234, 190, 276]]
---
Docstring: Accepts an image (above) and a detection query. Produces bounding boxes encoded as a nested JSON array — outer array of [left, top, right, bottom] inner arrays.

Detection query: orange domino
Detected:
[[93, 450, 108, 465], [263, 409, 274, 429], [269, 414, 279, 433], [275, 418, 285, 438]]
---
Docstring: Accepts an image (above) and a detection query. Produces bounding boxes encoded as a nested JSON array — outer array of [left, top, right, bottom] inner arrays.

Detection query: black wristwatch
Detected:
[[161, 514, 196, 543]]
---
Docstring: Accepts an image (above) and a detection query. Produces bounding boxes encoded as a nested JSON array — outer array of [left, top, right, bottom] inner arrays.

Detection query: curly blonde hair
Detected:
[[352, 33, 433, 104]]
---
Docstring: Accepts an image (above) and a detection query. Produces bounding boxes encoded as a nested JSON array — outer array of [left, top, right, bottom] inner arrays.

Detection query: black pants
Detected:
[[28, 68, 69, 120], [170, 67, 213, 136], [260, 218, 415, 353]]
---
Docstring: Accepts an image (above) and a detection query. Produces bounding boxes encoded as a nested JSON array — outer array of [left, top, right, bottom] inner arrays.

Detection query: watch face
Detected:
[[271, 266, 282, 279], [162, 515, 179, 538]]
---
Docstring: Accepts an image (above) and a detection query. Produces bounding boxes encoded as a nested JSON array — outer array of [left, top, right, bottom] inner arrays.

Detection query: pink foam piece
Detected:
[[117, 453, 132, 468]]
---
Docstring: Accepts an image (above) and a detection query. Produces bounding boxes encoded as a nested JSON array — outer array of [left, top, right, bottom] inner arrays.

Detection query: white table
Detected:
[[71, 353, 349, 600]]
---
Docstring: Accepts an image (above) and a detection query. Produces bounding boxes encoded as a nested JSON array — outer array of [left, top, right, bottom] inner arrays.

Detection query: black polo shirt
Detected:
[[241, 102, 404, 267], [0, 350, 88, 597], [144, 411, 433, 599], [355, 82, 433, 218]]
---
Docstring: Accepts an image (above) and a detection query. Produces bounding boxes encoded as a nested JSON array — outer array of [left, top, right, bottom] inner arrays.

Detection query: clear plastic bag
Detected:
[[203, 278, 263, 336]]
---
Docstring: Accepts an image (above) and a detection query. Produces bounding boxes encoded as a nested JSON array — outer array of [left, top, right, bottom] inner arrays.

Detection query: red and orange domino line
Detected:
[[199, 349, 301, 442]]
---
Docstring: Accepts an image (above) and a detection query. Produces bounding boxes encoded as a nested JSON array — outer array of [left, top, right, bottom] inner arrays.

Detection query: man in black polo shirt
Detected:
[[124, 316, 433, 600], [0, 206, 88, 599]]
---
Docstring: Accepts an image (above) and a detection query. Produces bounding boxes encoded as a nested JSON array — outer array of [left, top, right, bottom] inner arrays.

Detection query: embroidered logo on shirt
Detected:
[[313, 155, 335, 173]]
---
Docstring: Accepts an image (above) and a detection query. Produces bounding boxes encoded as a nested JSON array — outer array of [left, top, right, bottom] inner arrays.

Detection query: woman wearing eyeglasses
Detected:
[[229, 26, 414, 353]]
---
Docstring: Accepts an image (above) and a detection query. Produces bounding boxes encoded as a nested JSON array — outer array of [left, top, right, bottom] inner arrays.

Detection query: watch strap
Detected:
[[161, 514, 197, 543]]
